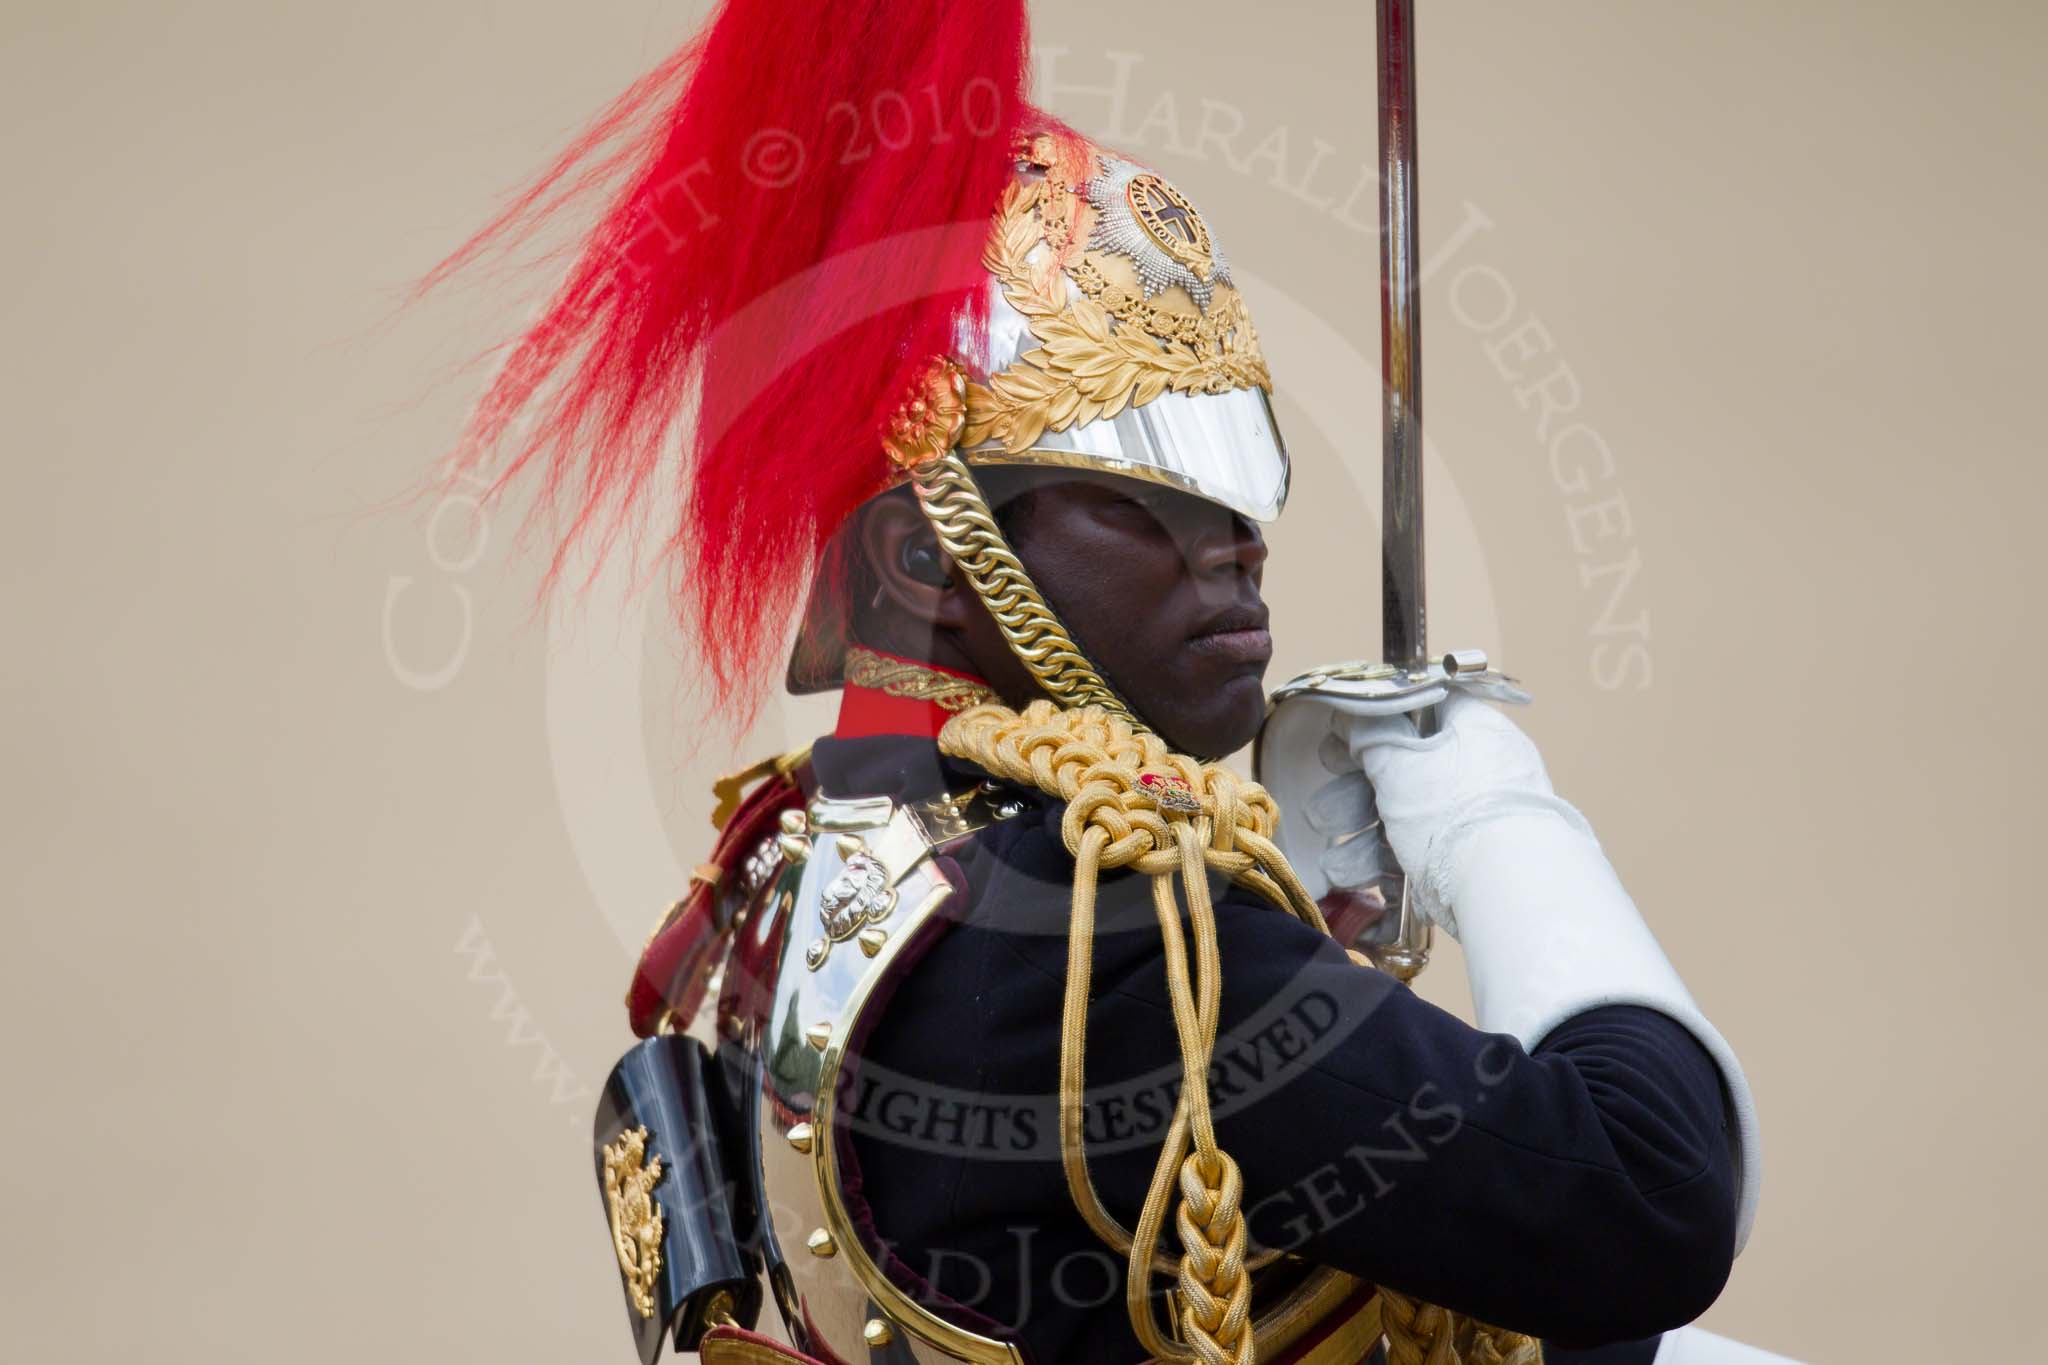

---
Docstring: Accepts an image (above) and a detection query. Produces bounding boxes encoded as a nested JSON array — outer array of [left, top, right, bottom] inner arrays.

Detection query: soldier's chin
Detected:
[[1144, 659, 1270, 758]]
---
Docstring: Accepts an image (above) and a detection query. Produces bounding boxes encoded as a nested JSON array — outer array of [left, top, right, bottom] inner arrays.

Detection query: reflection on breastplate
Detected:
[[732, 783, 1383, 1365], [742, 782, 1031, 1364]]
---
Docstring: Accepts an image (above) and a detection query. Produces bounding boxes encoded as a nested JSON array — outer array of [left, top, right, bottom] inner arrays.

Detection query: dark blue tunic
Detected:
[[818, 734, 1733, 1363]]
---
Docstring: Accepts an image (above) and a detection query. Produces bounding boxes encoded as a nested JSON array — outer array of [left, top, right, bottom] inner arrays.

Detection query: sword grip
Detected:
[[1377, 699, 1437, 983]]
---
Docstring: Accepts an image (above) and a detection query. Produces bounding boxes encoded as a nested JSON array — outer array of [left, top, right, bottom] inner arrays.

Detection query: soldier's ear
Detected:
[[860, 496, 974, 630]]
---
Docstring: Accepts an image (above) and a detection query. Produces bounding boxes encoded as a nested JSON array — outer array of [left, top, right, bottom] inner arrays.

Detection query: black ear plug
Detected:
[[900, 539, 951, 588]]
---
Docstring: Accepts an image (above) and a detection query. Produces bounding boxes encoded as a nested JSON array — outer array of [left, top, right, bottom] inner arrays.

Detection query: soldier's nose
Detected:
[[1188, 515, 1268, 579]]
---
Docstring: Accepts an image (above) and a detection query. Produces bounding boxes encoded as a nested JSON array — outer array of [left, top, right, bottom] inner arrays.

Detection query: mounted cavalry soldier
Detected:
[[427, 0, 1763, 1361]]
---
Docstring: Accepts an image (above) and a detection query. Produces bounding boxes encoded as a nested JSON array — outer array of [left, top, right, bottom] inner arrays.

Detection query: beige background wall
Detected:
[[4, 2, 2042, 1361]]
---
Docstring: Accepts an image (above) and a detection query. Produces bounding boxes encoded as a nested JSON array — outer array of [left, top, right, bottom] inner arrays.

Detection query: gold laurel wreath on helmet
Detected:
[[876, 137, 1275, 731], [958, 155, 1271, 455]]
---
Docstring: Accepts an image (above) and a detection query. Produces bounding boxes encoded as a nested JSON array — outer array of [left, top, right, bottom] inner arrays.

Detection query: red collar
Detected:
[[834, 647, 999, 739]]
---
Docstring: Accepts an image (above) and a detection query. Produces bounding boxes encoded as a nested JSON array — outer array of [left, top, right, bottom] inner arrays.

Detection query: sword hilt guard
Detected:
[[1265, 648, 1523, 711], [1263, 649, 1528, 983]]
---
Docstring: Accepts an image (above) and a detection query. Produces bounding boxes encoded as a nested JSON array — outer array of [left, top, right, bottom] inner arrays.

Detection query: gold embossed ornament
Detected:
[[1126, 172, 1217, 282], [1138, 770, 1205, 813], [601, 1126, 666, 1319], [945, 138, 1289, 525], [883, 357, 968, 471]]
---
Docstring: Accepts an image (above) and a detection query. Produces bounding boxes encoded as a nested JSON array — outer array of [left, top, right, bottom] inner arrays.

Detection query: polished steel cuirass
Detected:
[[718, 780, 1379, 1365], [728, 781, 1031, 1364]]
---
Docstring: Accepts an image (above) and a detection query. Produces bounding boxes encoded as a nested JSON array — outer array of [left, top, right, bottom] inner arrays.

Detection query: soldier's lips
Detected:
[[1187, 627, 1273, 664], [1187, 610, 1273, 665]]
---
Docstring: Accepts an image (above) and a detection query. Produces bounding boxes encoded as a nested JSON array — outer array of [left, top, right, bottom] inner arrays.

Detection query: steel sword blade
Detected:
[[1376, 0, 1435, 978], [1378, 0, 1425, 682]]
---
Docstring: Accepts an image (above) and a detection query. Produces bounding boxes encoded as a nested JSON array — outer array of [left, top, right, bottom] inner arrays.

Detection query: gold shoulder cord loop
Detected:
[[938, 702, 1543, 1365]]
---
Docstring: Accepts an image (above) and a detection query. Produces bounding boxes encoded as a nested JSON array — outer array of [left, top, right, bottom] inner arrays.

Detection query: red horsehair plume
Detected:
[[421, 0, 1035, 724]]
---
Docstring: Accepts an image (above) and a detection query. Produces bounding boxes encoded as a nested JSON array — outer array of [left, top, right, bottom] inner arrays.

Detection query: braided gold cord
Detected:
[[1148, 821, 1251, 1365], [1378, 1288, 1543, 1365], [1470, 1331, 1545, 1365], [1380, 1291, 1459, 1365], [943, 702, 1324, 1364], [909, 452, 1143, 727], [939, 701, 1545, 1365]]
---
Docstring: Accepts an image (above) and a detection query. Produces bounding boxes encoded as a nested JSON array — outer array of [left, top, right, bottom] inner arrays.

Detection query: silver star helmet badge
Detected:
[[1082, 157, 1233, 309]]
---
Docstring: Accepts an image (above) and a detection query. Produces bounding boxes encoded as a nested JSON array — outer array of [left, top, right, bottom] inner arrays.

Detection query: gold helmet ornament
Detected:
[[941, 133, 1285, 522], [857, 129, 1287, 726]]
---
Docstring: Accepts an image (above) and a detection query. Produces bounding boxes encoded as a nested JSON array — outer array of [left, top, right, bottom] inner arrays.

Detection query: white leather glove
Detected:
[[1654, 1327, 1806, 1364], [1314, 694, 1591, 940], [1256, 679, 1445, 909], [1257, 688, 1763, 1252]]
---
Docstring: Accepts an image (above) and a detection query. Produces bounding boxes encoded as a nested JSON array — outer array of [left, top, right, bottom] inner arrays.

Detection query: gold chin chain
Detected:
[[907, 449, 1144, 730]]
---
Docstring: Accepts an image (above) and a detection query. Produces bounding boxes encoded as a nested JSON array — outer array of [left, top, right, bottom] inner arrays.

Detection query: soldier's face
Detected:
[[996, 470, 1272, 758]]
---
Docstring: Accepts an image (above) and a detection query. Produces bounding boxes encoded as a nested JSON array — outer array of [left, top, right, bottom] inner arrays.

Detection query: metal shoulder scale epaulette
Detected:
[[596, 750, 1037, 1363]]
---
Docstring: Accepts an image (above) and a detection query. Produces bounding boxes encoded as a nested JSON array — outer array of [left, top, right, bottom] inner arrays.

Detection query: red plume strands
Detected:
[[423, 0, 1033, 723]]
